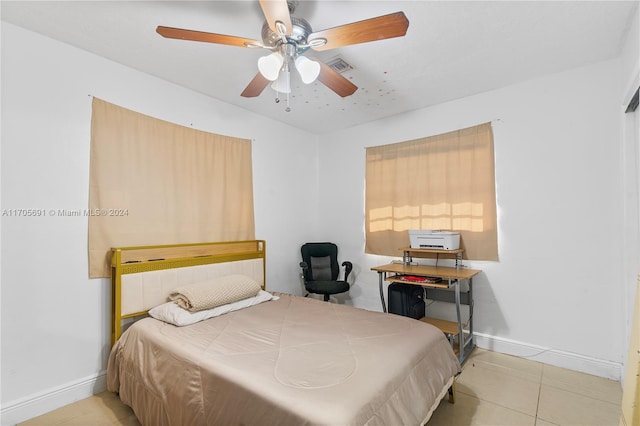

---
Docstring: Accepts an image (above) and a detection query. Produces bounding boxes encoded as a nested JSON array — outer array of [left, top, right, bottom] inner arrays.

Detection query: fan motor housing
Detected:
[[261, 17, 312, 53]]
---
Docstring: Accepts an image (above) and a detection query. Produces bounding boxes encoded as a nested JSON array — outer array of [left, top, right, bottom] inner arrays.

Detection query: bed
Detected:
[[106, 240, 461, 425]]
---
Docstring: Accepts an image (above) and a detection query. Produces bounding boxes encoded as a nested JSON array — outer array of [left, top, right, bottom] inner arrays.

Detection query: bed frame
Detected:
[[110, 240, 266, 346], [109, 239, 459, 424]]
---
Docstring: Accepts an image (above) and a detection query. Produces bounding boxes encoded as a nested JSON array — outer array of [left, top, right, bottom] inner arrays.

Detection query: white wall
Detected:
[[317, 58, 627, 378], [0, 22, 318, 424], [620, 4, 640, 379]]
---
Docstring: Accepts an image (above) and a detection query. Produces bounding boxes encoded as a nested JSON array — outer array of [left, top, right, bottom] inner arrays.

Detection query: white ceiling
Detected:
[[2, 1, 637, 134]]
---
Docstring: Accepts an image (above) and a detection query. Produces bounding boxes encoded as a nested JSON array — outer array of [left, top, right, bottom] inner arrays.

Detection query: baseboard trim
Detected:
[[1, 372, 107, 426], [474, 332, 622, 381]]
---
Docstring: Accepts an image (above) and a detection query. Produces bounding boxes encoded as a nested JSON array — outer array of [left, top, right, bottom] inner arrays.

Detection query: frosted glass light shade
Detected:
[[258, 52, 284, 81], [271, 69, 291, 93], [294, 56, 321, 84]]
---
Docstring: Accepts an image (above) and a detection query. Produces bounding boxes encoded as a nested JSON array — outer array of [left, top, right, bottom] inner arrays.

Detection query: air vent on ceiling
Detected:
[[326, 57, 354, 74]]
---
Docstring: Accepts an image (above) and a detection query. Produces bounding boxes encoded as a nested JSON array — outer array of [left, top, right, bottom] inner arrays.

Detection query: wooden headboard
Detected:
[[110, 240, 266, 345]]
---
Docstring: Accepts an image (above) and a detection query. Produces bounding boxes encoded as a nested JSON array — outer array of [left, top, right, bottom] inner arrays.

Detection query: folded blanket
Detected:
[[169, 274, 261, 312]]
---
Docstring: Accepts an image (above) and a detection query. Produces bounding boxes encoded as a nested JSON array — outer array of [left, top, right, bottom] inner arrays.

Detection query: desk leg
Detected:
[[454, 280, 464, 363], [469, 277, 475, 349], [456, 278, 476, 364], [378, 271, 387, 313]]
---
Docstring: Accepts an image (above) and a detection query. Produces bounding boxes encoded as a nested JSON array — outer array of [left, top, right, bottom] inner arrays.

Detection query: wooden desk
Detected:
[[371, 262, 481, 363]]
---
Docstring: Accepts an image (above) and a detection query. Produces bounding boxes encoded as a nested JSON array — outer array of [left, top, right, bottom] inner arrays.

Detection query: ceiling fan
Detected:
[[156, 0, 409, 109]]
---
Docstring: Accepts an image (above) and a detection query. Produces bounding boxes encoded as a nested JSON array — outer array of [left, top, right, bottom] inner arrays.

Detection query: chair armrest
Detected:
[[300, 261, 309, 271], [342, 261, 353, 281]]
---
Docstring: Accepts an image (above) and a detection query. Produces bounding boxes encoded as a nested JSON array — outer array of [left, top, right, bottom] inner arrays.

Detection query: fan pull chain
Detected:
[[273, 89, 291, 112]]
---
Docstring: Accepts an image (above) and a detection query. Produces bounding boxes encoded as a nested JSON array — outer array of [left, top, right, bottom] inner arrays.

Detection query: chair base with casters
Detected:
[[300, 242, 352, 302], [304, 280, 350, 301]]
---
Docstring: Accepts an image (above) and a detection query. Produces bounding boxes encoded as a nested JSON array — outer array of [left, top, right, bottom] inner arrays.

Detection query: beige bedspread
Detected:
[[107, 293, 460, 425]]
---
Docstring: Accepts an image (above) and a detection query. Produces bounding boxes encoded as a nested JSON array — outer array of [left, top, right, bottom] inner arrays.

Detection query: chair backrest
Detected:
[[301, 242, 340, 282]]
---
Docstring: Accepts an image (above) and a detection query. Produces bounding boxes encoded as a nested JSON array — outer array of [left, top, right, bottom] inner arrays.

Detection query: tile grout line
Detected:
[[453, 390, 540, 422], [463, 353, 546, 421], [535, 364, 544, 423]]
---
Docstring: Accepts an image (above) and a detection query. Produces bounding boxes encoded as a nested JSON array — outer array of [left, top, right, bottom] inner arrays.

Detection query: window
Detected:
[[365, 122, 498, 260], [88, 98, 255, 277]]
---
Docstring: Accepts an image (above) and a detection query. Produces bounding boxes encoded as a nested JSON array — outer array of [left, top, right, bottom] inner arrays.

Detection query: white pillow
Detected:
[[149, 290, 278, 326]]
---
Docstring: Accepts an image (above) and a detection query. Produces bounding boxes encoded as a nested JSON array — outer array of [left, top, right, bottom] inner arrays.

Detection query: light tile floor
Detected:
[[428, 349, 622, 426], [19, 349, 622, 426]]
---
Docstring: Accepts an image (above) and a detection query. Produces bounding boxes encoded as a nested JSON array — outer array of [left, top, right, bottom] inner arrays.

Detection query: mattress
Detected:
[[107, 293, 460, 425]]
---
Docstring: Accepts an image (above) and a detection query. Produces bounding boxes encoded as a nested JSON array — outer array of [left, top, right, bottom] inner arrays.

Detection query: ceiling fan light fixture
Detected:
[[271, 68, 291, 93], [258, 52, 284, 81], [294, 56, 320, 84]]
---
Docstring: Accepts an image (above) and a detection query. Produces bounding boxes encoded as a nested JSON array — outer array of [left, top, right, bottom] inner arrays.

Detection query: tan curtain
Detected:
[[88, 98, 255, 278], [365, 122, 498, 260]]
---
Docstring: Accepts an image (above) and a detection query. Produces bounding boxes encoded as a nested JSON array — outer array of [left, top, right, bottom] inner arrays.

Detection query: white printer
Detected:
[[409, 230, 460, 250]]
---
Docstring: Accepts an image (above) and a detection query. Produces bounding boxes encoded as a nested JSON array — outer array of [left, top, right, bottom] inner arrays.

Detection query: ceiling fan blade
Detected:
[[156, 26, 260, 48], [309, 11, 409, 51], [241, 73, 271, 98], [316, 60, 358, 98], [259, 0, 292, 35]]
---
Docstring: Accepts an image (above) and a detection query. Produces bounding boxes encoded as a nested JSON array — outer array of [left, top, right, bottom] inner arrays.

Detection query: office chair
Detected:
[[300, 242, 353, 301]]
